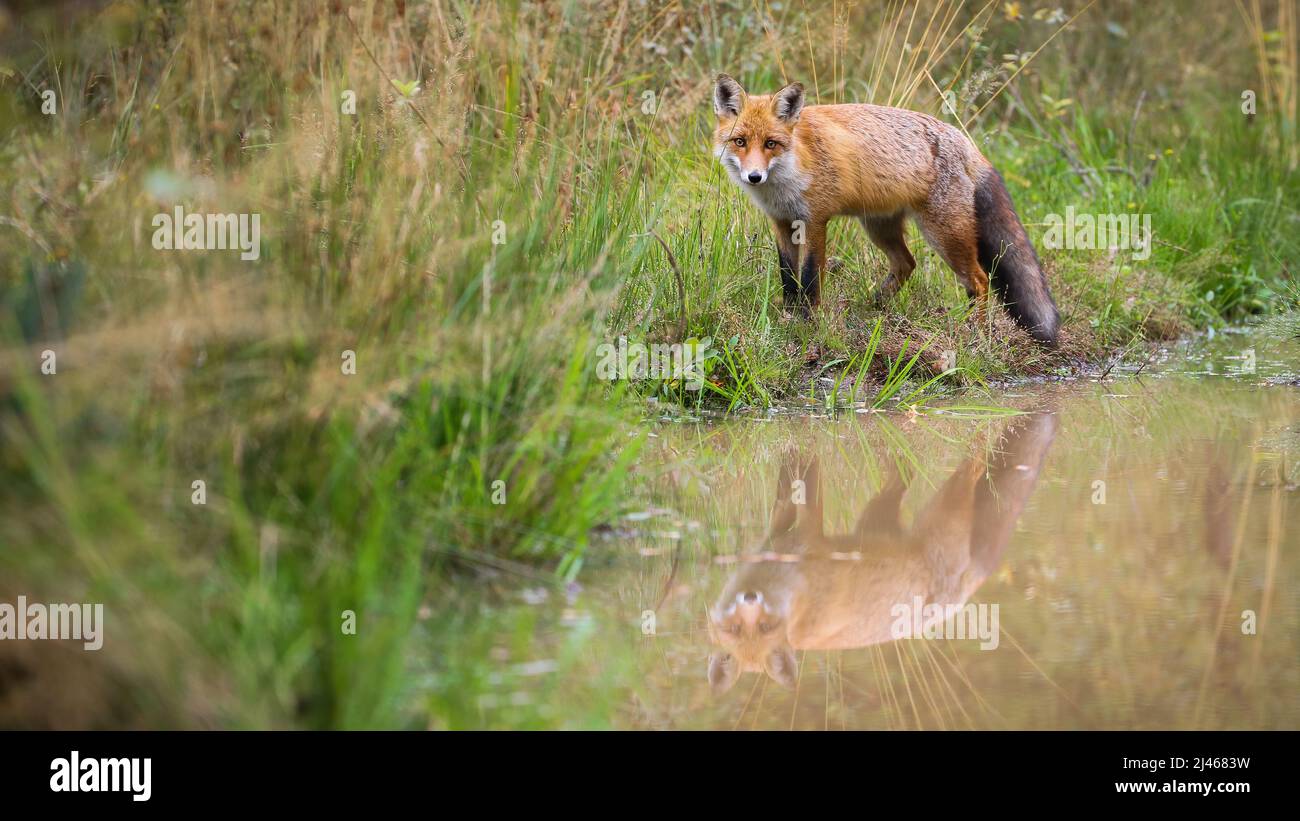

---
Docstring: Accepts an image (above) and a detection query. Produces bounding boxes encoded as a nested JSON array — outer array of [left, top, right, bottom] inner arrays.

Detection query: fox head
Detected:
[[712, 74, 805, 188], [706, 559, 801, 694]]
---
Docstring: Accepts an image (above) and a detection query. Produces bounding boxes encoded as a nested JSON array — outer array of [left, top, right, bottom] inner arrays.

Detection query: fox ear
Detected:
[[708, 652, 740, 694], [773, 82, 805, 122], [765, 646, 799, 689], [713, 74, 745, 117]]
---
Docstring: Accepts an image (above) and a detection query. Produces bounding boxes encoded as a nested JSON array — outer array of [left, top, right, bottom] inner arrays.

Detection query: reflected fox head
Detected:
[[712, 74, 805, 187], [707, 586, 799, 694]]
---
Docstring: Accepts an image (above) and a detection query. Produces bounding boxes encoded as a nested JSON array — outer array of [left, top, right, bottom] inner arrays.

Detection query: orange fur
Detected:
[[712, 74, 1060, 343]]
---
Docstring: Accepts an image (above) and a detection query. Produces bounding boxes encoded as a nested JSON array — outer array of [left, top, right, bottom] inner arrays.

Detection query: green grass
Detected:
[[1263, 281, 1300, 339], [0, 0, 1296, 728]]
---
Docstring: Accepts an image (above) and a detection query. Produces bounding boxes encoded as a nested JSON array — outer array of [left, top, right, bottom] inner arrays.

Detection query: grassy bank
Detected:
[[0, 0, 1296, 727]]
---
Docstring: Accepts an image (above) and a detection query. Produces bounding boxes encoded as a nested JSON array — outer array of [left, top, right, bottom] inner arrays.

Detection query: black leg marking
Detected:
[[778, 246, 799, 306], [798, 248, 820, 310]]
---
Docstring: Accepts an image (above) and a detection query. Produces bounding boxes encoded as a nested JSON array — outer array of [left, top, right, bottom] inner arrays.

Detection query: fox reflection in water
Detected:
[[707, 410, 1059, 694]]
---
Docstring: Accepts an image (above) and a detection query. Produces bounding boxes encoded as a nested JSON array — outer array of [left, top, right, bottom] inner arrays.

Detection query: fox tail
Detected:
[[973, 168, 1060, 345]]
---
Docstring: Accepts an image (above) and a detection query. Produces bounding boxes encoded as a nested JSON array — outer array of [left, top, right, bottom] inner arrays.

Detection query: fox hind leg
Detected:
[[860, 213, 916, 303], [916, 210, 990, 323], [853, 463, 911, 538]]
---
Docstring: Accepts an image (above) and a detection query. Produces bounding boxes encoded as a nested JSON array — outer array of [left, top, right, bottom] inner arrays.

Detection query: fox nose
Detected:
[[746, 171, 763, 184], [740, 591, 761, 605]]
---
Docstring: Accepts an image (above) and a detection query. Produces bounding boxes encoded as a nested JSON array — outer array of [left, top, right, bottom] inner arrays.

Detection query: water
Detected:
[[435, 328, 1300, 729]]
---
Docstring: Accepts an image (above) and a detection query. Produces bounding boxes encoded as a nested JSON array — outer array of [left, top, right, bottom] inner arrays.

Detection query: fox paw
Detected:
[[781, 297, 814, 320], [871, 281, 898, 308]]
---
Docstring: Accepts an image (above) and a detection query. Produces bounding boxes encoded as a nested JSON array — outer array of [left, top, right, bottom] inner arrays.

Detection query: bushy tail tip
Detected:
[[974, 168, 1060, 345]]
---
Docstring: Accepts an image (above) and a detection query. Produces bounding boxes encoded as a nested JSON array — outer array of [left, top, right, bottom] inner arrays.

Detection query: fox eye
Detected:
[[758, 621, 774, 634], [764, 139, 777, 150], [733, 137, 746, 148], [728, 623, 742, 636]]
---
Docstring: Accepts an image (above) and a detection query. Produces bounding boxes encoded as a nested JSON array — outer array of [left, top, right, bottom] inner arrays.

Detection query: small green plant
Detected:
[[390, 78, 420, 98]]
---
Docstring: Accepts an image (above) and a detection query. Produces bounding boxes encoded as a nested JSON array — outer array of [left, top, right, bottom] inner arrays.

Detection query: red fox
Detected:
[[707, 410, 1059, 693], [712, 74, 1060, 344]]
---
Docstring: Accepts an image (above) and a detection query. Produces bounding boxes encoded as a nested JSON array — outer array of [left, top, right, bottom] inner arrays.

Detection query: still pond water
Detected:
[[427, 328, 1299, 729]]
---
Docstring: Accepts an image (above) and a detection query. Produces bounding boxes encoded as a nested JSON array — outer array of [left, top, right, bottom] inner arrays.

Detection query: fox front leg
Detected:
[[772, 218, 801, 308], [797, 219, 828, 312]]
